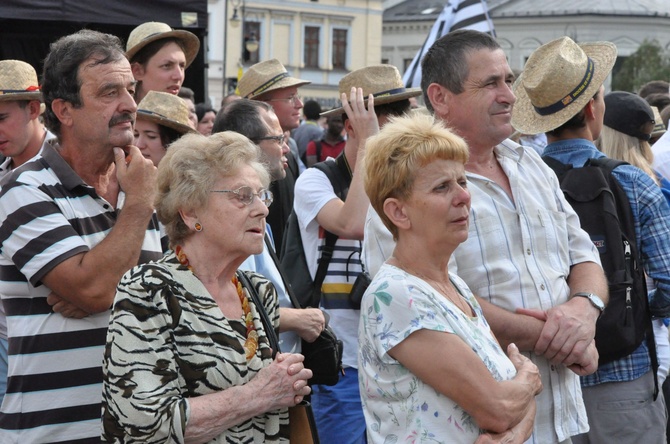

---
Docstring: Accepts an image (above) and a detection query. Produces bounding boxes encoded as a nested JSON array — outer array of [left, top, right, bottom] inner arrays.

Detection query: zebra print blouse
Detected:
[[102, 252, 289, 443]]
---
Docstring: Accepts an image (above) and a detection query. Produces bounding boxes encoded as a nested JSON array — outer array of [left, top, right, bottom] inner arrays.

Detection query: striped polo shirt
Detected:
[[0, 142, 164, 443]]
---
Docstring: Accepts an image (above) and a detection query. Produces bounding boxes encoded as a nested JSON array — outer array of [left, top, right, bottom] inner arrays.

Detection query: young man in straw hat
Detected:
[[363, 30, 608, 443], [0, 59, 55, 407], [293, 64, 419, 443], [238, 59, 310, 254], [0, 30, 164, 442], [126, 21, 200, 102], [514, 36, 670, 444]]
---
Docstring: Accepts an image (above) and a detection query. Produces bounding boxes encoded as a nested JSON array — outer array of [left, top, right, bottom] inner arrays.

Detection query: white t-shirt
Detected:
[[358, 263, 517, 444]]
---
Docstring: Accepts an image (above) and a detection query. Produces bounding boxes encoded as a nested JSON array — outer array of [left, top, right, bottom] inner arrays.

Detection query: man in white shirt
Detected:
[[362, 30, 608, 443]]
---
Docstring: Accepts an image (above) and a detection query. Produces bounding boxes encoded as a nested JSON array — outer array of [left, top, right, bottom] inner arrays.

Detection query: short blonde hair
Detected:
[[363, 113, 469, 239], [596, 125, 659, 185], [156, 131, 270, 247]]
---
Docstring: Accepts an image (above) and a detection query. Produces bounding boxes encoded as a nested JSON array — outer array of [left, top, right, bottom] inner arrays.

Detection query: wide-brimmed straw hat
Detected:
[[0, 60, 42, 102], [511, 37, 617, 135], [237, 59, 311, 99], [126, 22, 200, 68], [321, 65, 422, 117], [136, 91, 196, 134]]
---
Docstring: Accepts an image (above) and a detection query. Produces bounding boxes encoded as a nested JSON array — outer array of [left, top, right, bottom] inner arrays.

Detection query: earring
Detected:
[[194, 222, 203, 232]]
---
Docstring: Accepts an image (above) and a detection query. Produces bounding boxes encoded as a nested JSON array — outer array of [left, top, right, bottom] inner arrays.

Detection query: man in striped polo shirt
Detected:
[[0, 30, 164, 443]]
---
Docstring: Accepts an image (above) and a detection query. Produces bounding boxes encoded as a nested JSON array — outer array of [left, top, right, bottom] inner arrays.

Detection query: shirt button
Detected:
[[103, 204, 110, 209], [526, 248, 531, 255], [551, 365, 555, 371], [540, 284, 545, 290]]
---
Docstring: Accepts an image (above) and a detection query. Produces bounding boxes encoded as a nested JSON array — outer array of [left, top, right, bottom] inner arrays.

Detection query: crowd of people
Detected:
[[1, 19, 670, 444]]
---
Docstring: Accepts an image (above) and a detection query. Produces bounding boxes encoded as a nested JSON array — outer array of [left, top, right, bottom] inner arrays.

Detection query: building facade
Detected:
[[382, 0, 670, 91], [206, 0, 383, 109]]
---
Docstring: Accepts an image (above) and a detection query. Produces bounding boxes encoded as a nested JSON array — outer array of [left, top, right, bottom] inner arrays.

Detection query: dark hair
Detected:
[[644, 93, 670, 112], [195, 102, 216, 122], [159, 125, 183, 147], [303, 100, 322, 120], [638, 80, 670, 99], [178, 86, 195, 102], [420, 30, 500, 113], [341, 99, 411, 125], [130, 37, 186, 67], [212, 98, 272, 141], [42, 29, 126, 138], [547, 90, 602, 137]]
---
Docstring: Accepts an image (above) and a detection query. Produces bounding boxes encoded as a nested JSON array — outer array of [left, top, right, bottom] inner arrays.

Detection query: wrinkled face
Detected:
[[401, 159, 471, 249], [0, 100, 39, 163], [261, 86, 303, 131], [197, 111, 216, 136], [257, 109, 289, 181], [441, 48, 516, 150], [134, 119, 166, 166], [133, 41, 186, 97], [68, 57, 137, 150], [196, 164, 269, 260]]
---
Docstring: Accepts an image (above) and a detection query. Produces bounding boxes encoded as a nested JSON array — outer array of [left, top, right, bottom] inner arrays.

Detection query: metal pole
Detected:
[[223, 0, 229, 98]]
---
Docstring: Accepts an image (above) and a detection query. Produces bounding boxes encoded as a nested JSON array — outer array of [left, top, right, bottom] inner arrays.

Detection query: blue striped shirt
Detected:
[[544, 138, 670, 385]]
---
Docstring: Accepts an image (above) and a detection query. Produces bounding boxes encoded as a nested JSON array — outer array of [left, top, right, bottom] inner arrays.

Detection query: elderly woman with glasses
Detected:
[[359, 114, 542, 443], [101, 131, 312, 443]]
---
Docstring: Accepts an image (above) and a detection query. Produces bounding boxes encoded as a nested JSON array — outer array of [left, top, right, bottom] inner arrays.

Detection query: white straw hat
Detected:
[[126, 22, 200, 68]]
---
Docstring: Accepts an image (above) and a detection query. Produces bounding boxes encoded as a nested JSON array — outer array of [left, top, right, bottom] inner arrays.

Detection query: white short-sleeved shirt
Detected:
[[359, 264, 517, 444]]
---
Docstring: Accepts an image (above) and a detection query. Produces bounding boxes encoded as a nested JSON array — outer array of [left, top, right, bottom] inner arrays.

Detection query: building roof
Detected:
[[384, 0, 670, 22]]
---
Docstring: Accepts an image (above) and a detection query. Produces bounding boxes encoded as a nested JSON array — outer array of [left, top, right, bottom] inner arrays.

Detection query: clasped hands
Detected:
[[516, 297, 599, 376]]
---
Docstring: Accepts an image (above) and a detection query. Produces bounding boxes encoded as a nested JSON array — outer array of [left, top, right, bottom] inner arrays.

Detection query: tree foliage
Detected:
[[612, 39, 670, 92]]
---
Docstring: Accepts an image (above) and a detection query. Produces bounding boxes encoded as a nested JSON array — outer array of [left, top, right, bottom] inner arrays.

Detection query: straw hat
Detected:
[[237, 59, 311, 99], [136, 91, 196, 134], [0, 60, 42, 102], [321, 65, 422, 117], [126, 22, 200, 68], [511, 37, 617, 135]]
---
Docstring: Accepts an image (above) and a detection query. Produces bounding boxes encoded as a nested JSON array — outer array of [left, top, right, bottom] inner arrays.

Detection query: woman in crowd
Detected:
[[126, 21, 200, 102], [196, 102, 217, 136], [102, 131, 312, 443], [359, 113, 542, 443], [596, 90, 670, 390], [135, 90, 196, 166]]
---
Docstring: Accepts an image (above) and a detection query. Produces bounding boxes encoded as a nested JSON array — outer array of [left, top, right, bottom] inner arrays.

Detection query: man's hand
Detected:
[[341, 87, 379, 149], [296, 308, 326, 343], [47, 292, 90, 319], [113, 145, 157, 213], [517, 296, 598, 367]]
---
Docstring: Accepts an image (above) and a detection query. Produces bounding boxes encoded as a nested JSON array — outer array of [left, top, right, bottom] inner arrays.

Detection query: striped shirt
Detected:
[[294, 165, 362, 369], [0, 142, 164, 443], [544, 139, 670, 386]]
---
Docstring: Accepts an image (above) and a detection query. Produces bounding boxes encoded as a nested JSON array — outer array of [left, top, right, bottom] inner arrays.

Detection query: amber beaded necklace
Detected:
[[175, 245, 258, 360]]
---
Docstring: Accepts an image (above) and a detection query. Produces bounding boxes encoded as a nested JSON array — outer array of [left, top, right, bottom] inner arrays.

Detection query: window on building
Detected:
[[243, 21, 261, 64], [403, 58, 414, 71], [332, 28, 348, 70], [304, 26, 320, 68]]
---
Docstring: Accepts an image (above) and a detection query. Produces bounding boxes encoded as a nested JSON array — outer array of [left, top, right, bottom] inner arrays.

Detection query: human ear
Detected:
[[50, 98, 73, 128], [383, 198, 411, 231], [426, 83, 450, 116]]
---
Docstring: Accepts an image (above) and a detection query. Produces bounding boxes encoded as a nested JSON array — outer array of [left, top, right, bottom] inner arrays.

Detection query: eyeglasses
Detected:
[[265, 94, 302, 106], [210, 186, 274, 207], [254, 134, 286, 145]]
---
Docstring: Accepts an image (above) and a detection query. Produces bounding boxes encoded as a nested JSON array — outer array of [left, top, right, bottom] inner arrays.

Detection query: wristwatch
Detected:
[[573, 292, 605, 315]]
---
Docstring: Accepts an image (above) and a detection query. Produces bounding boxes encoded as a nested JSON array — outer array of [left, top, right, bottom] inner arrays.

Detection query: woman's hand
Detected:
[[507, 343, 543, 396], [475, 398, 536, 444], [251, 352, 313, 409], [296, 308, 326, 343]]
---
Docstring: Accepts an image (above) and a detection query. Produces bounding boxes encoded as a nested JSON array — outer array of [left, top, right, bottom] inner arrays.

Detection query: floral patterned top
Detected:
[[358, 263, 517, 443]]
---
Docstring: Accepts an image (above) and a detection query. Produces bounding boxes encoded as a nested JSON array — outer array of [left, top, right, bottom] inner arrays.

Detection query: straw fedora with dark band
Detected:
[[237, 59, 311, 99], [0, 60, 42, 102], [136, 91, 197, 135], [321, 64, 421, 117], [511, 37, 617, 135], [126, 22, 200, 68]]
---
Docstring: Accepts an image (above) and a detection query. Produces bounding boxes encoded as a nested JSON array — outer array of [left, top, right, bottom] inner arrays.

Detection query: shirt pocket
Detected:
[[535, 209, 570, 273]]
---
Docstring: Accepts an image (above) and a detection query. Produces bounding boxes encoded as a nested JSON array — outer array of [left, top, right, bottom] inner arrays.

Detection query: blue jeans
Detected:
[[311, 368, 367, 444]]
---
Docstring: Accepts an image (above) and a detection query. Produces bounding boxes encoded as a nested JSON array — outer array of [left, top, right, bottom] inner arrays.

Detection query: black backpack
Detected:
[[543, 156, 657, 373], [280, 155, 351, 308]]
